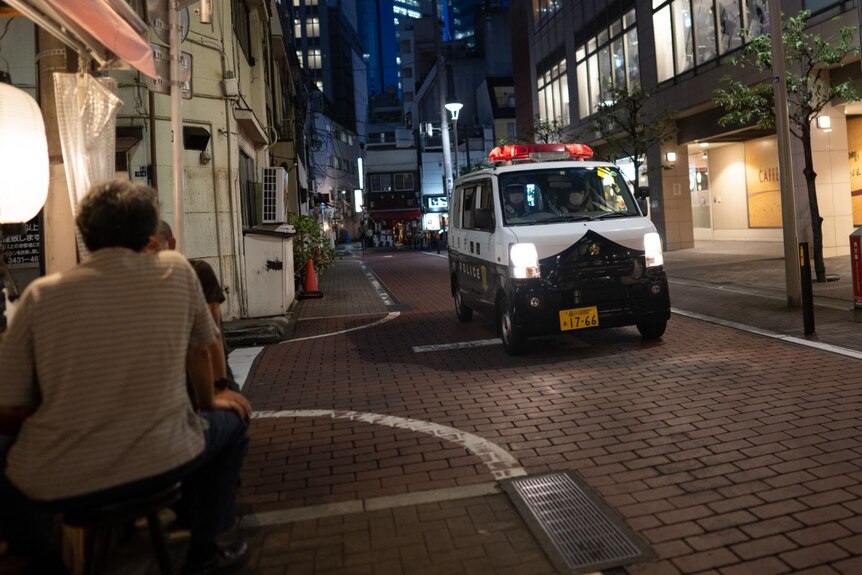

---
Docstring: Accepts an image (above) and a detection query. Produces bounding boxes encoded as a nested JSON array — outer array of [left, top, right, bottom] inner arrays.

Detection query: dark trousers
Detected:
[[0, 410, 248, 574]]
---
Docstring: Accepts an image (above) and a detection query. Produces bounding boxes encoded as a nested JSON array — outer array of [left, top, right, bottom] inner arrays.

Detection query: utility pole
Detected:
[[170, 0, 185, 253], [767, 0, 802, 307], [433, 0, 452, 196]]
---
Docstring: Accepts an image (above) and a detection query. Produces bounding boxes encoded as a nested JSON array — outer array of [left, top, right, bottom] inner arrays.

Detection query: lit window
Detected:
[[576, 11, 639, 119], [537, 58, 568, 125]]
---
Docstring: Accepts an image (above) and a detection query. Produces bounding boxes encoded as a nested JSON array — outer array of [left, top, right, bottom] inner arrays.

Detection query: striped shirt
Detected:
[[0, 248, 218, 500]]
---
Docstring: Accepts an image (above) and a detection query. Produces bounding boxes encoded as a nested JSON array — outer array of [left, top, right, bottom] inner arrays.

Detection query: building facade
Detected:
[[512, 0, 861, 255]]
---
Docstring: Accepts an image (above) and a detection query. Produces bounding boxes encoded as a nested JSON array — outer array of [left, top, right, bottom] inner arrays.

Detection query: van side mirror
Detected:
[[474, 207, 493, 231], [634, 187, 650, 216]]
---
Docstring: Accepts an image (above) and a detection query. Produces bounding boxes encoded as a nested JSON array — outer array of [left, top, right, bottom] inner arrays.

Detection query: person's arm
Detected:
[[186, 345, 214, 410]]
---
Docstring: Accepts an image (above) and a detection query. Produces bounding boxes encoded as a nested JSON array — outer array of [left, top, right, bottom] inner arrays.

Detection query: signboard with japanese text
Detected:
[[2, 216, 41, 268]]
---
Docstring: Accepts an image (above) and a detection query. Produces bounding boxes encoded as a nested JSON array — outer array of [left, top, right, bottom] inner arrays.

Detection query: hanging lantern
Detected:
[[0, 82, 49, 224]]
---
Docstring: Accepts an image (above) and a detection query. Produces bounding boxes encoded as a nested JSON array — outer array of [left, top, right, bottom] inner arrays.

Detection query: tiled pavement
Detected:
[[231, 243, 862, 575], [4, 241, 862, 575]]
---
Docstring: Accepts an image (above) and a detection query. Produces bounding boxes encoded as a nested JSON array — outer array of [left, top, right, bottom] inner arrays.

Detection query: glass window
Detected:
[[306, 17, 320, 37], [394, 173, 414, 190], [462, 186, 475, 228], [232, 0, 252, 64], [575, 9, 639, 118], [598, 44, 612, 103], [498, 166, 639, 226], [577, 62, 589, 119], [716, 0, 742, 54], [693, 0, 717, 64], [625, 29, 640, 88], [672, 0, 694, 74], [744, 0, 769, 37], [537, 58, 569, 125], [308, 49, 321, 69], [654, 5, 674, 82]]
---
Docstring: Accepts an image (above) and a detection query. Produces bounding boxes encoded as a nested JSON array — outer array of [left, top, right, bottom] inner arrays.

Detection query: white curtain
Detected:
[[53, 73, 122, 257]]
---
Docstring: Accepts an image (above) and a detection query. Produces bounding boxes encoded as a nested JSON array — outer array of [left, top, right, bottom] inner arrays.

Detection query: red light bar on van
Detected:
[[488, 143, 594, 164]]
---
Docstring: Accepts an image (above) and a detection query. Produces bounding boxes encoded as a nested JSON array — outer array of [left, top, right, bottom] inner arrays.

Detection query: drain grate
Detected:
[[501, 471, 653, 574]]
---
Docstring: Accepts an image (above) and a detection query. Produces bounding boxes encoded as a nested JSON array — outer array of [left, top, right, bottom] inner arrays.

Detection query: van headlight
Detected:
[[510, 243, 540, 278], [644, 232, 663, 268]]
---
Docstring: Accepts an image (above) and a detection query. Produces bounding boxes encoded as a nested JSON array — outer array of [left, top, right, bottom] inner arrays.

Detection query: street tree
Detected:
[[587, 86, 675, 186], [528, 115, 568, 144], [714, 9, 859, 282]]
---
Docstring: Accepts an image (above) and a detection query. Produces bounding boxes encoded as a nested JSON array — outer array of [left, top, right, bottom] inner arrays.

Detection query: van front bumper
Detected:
[[508, 270, 670, 337]]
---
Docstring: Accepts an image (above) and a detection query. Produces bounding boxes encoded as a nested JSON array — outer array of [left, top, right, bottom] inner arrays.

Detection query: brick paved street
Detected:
[[233, 248, 862, 575], [4, 244, 860, 575]]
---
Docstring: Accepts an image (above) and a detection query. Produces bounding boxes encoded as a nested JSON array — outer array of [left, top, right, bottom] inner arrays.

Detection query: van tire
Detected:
[[454, 285, 473, 322], [637, 317, 667, 339], [499, 296, 527, 355]]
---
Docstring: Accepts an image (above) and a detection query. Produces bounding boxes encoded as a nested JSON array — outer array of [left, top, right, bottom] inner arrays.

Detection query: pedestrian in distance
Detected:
[[0, 180, 249, 575]]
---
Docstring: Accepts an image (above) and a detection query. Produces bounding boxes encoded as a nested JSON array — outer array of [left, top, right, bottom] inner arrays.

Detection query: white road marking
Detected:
[[362, 264, 396, 306], [413, 338, 501, 353], [240, 482, 502, 528], [227, 346, 263, 390], [673, 308, 862, 361], [253, 409, 527, 480], [280, 311, 400, 343]]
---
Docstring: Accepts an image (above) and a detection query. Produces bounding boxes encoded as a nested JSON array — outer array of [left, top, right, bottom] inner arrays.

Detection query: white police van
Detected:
[[448, 143, 670, 354]]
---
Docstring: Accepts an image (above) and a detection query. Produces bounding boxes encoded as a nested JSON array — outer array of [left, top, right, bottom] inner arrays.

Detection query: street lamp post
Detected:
[[445, 102, 463, 179]]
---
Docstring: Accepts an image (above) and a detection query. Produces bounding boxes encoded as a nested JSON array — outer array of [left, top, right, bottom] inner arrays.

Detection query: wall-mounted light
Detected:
[[816, 115, 832, 131], [699, 142, 709, 148], [665, 151, 677, 162]]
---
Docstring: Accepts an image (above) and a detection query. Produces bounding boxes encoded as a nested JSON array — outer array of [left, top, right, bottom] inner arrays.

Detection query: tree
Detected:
[[714, 10, 859, 282], [527, 115, 568, 144], [287, 212, 337, 287], [587, 86, 675, 185]]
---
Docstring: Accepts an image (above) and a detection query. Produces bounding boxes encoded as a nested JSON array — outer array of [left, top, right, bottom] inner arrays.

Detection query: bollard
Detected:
[[799, 242, 815, 335]]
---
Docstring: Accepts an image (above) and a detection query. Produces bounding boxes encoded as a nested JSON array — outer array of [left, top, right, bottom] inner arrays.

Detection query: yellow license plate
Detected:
[[559, 306, 599, 331]]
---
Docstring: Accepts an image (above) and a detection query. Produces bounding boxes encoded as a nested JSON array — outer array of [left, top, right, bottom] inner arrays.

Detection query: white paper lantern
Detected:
[[0, 83, 49, 224]]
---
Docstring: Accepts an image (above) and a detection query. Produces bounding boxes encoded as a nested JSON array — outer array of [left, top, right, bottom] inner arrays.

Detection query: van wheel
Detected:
[[454, 284, 473, 322], [637, 317, 667, 339], [499, 296, 527, 355]]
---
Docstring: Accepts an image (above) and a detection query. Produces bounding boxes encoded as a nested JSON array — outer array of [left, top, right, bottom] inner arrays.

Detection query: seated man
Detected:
[[504, 184, 529, 217], [0, 180, 248, 575]]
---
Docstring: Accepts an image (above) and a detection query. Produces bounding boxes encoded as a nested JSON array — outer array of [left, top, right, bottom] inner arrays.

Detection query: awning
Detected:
[[5, 0, 156, 78], [370, 209, 421, 221]]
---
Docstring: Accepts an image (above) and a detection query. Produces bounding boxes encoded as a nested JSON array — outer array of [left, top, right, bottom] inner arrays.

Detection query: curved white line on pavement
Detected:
[[672, 308, 862, 361], [253, 409, 528, 480], [279, 311, 400, 343], [227, 346, 264, 390]]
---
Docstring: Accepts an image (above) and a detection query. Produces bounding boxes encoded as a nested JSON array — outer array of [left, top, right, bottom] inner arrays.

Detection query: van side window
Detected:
[[462, 186, 476, 229], [451, 187, 462, 228]]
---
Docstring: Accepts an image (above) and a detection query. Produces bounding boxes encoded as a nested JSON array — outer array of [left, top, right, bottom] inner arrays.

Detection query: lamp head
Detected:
[[445, 102, 463, 121]]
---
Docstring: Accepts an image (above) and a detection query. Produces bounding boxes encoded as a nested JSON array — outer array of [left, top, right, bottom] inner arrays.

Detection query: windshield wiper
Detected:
[[541, 215, 593, 223], [588, 212, 634, 221]]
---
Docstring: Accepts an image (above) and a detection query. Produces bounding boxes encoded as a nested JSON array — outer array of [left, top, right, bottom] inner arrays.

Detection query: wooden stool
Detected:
[[63, 482, 182, 575]]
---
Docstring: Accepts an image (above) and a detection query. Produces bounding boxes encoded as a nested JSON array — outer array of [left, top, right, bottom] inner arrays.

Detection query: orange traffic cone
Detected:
[[299, 258, 323, 299]]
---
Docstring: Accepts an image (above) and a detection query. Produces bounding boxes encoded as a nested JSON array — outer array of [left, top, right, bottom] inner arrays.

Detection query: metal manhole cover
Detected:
[[501, 471, 653, 574]]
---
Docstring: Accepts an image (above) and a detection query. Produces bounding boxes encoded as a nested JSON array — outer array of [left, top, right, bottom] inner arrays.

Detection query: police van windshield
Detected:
[[499, 165, 639, 225]]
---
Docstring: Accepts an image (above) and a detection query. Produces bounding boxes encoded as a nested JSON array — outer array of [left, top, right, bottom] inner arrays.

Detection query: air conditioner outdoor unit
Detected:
[[261, 166, 287, 223]]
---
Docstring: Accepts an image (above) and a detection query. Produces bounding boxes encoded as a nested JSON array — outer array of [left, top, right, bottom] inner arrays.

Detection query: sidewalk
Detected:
[[662, 240, 861, 355]]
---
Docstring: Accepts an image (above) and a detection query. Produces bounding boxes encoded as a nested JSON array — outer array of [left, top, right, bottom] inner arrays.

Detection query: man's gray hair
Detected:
[[76, 180, 159, 252]]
